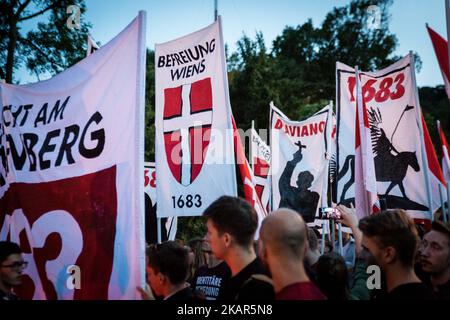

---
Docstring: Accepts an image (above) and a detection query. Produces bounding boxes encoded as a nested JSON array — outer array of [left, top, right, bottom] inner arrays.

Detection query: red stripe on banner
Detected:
[[164, 130, 182, 183], [439, 121, 450, 152], [255, 184, 264, 201], [427, 25, 450, 82], [163, 86, 182, 119], [190, 126, 211, 183], [253, 157, 270, 178], [190, 77, 212, 113], [421, 114, 446, 184], [0, 166, 117, 300]]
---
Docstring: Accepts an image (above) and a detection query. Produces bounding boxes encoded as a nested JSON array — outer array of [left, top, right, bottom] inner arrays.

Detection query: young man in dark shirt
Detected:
[[191, 239, 231, 300], [419, 221, 450, 299], [359, 209, 435, 299], [0, 241, 26, 301], [203, 196, 275, 301]]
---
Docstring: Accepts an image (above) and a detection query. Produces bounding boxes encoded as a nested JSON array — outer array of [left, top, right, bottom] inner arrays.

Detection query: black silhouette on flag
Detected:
[[335, 154, 355, 206], [279, 141, 320, 222], [368, 106, 428, 211]]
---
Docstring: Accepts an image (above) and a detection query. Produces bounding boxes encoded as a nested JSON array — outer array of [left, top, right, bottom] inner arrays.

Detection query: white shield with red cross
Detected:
[[163, 78, 213, 186]]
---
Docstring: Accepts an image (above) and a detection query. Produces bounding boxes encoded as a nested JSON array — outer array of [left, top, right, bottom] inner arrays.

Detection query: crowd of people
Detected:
[[1, 195, 450, 300]]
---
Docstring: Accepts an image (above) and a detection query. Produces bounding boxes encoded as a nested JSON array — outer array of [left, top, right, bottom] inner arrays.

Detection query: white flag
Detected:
[[336, 55, 439, 219], [155, 17, 237, 217], [0, 12, 147, 299], [270, 103, 331, 223]]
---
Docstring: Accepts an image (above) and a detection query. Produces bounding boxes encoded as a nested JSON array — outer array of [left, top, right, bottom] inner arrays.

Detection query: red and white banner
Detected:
[[427, 25, 450, 100], [250, 127, 271, 212], [438, 121, 450, 182], [0, 13, 146, 299], [144, 162, 177, 242], [155, 17, 236, 218], [270, 103, 332, 223], [354, 68, 380, 219], [336, 55, 441, 219], [232, 118, 267, 239]]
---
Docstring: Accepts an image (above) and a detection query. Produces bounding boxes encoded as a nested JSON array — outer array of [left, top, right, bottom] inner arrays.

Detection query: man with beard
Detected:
[[420, 221, 450, 299], [0, 241, 26, 300]]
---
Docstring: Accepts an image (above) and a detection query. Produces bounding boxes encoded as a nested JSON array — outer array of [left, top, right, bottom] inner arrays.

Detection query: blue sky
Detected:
[[17, 0, 446, 87]]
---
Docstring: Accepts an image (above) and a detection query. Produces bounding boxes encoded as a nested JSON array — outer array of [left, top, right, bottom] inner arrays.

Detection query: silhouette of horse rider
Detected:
[[369, 106, 420, 201], [279, 141, 320, 223]]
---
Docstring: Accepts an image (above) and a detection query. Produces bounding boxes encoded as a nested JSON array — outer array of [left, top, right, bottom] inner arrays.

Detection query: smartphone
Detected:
[[319, 207, 341, 220]]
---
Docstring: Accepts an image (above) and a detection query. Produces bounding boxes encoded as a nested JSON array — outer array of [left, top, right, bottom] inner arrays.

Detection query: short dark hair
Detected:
[[307, 227, 319, 251], [431, 221, 450, 246], [203, 196, 257, 247], [0, 241, 22, 264], [146, 241, 189, 285], [316, 252, 350, 300], [359, 209, 419, 267]]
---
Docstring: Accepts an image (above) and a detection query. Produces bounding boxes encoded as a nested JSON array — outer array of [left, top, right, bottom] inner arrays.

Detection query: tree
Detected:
[[228, 0, 422, 130], [0, 0, 91, 83], [145, 49, 156, 162]]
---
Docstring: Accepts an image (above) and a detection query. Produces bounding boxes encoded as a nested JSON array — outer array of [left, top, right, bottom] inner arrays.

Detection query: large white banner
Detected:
[[0, 13, 146, 299], [155, 17, 236, 217], [270, 103, 331, 223], [336, 55, 439, 219]]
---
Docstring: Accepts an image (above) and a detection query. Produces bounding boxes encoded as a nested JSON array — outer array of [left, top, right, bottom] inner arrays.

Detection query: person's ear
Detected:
[[157, 272, 165, 284], [223, 232, 232, 248], [384, 246, 396, 264]]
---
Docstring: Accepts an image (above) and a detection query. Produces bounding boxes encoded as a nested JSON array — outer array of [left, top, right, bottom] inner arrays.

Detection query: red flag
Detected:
[[438, 120, 450, 182], [232, 116, 268, 237], [421, 116, 447, 213], [427, 25, 450, 100]]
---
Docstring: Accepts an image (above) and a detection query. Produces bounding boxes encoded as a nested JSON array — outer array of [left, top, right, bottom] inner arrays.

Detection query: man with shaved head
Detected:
[[259, 208, 326, 300]]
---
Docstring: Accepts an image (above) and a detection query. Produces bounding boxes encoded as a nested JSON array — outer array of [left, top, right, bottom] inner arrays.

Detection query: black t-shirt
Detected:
[[416, 269, 450, 300], [221, 257, 275, 301], [165, 286, 203, 301], [385, 282, 435, 300], [191, 261, 231, 300], [0, 290, 18, 301]]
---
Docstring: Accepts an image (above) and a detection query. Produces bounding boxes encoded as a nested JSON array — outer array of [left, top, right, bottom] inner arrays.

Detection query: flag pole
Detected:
[[137, 10, 148, 292], [331, 219, 336, 251], [157, 218, 162, 244], [321, 221, 326, 255], [447, 182, 450, 221], [410, 51, 434, 221], [214, 0, 218, 21], [250, 120, 255, 171], [439, 184, 448, 222], [446, 0, 450, 75]]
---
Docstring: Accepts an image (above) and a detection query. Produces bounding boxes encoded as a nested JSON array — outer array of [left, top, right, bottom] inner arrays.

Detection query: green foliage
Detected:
[[176, 216, 207, 244], [1, 0, 91, 83], [419, 85, 450, 158], [22, 1, 91, 77], [145, 50, 155, 162], [228, 0, 405, 130]]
